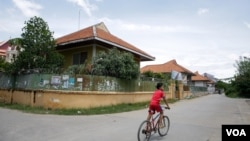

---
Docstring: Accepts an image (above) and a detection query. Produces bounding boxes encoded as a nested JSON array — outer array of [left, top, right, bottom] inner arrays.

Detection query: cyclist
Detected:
[[146, 82, 170, 127]]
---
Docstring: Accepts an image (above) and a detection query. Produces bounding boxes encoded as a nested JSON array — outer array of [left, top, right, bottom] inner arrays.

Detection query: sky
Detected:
[[0, 0, 250, 79]]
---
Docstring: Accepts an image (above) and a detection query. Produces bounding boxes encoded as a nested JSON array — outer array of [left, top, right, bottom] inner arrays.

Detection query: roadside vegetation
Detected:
[[0, 98, 178, 115], [215, 56, 250, 98]]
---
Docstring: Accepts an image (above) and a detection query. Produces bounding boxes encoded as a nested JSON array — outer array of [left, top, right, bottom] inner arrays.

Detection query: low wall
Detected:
[[0, 89, 12, 103], [192, 91, 209, 96], [0, 89, 172, 109], [183, 91, 192, 98], [42, 91, 154, 109]]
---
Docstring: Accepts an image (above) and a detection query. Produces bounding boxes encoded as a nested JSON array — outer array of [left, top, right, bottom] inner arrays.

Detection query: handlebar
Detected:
[[165, 107, 170, 110], [161, 106, 170, 110]]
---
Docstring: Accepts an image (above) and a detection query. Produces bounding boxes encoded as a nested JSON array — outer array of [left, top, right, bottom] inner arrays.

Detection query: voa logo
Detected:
[[226, 129, 246, 136]]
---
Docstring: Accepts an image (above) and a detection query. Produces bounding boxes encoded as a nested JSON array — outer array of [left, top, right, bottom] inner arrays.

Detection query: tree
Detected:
[[233, 56, 250, 97], [141, 70, 155, 78], [141, 70, 170, 82], [64, 63, 91, 76], [92, 48, 139, 80], [215, 80, 230, 93], [9, 16, 64, 74], [0, 57, 8, 72]]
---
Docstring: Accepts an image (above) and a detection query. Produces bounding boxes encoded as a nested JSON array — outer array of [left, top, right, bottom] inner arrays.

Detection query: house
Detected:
[[204, 73, 217, 94], [140, 59, 195, 85], [0, 40, 19, 63], [0, 49, 5, 59], [0, 41, 8, 59], [56, 22, 155, 69], [191, 71, 210, 87]]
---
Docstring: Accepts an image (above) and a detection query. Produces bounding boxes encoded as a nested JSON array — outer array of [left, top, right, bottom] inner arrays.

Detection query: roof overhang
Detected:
[[56, 37, 155, 61]]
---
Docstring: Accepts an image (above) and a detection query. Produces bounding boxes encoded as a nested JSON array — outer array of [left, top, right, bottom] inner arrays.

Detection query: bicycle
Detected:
[[137, 107, 170, 141]]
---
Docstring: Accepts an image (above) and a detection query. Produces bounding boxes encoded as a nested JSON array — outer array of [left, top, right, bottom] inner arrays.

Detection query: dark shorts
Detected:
[[148, 104, 162, 114]]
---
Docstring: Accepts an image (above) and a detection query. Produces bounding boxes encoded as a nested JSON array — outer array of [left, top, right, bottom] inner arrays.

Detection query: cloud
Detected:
[[244, 22, 250, 29], [67, 0, 98, 17], [12, 0, 42, 17], [242, 52, 250, 57], [0, 24, 9, 33], [98, 17, 203, 33], [197, 8, 209, 15], [228, 53, 239, 61], [121, 23, 193, 33]]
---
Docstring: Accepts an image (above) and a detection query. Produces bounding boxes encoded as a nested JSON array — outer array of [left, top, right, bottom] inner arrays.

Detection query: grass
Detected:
[[226, 92, 239, 98], [226, 93, 250, 99], [0, 98, 178, 115]]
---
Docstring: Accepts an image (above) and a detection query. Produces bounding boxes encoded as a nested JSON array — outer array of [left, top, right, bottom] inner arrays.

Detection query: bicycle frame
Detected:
[[150, 113, 161, 131]]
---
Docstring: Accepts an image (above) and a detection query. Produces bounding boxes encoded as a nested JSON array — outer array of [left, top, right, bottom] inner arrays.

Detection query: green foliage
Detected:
[[141, 70, 170, 81], [0, 57, 7, 72], [9, 38, 22, 52], [224, 85, 238, 98], [232, 56, 250, 97], [215, 80, 229, 91], [8, 16, 64, 74], [64, 64, 91, 76], [154, 73, 164, 79], [92, 48, 139, 80], [142, 70, 155, 77]]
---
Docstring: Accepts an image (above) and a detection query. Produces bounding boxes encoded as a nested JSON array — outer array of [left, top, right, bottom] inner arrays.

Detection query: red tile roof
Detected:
[[0, 41, 9, 50], [140, 59, 194, 75], [192, 71, 210, 81], [0, 41, 9, 57], [56, 22, 155, 61]]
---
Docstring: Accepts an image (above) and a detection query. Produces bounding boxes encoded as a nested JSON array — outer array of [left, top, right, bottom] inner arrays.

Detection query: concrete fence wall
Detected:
[[0, 89, 174, 109], [0, 73, 209, 110], [0, 80, 207, 109], [0, 80, 201, 109]]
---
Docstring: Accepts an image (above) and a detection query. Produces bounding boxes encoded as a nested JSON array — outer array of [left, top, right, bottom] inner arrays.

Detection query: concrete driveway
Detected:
[[0, 94, 249, 141]]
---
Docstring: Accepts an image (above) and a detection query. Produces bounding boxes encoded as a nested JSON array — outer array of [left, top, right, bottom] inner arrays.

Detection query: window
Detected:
[[72, 52, 87, 65]]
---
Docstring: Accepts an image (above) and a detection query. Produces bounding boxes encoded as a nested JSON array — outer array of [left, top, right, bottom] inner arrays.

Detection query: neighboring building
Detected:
[[191, 71, 210, 87], [0, 41, 8, 59], [56, 22, 155, 69], [6, 46, 19, 63], [204, 73, 217, 83], [204, 73, 217, 94], [140, 59, 195, 85], [0, 49, 5, 59], [0, 40, 18, 63]]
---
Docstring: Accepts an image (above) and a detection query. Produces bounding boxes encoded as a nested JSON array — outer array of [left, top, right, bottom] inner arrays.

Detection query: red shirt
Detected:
[[150, 89, 165, 105]]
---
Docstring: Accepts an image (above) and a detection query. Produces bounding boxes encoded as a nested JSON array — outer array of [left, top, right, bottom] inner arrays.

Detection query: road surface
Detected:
[[0, 94, 249, 141]]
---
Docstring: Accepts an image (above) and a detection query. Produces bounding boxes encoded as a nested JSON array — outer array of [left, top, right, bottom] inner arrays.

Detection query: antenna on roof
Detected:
[[78, 9, 81, 30]]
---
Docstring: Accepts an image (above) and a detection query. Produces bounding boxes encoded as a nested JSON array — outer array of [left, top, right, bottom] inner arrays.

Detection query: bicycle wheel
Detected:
[[137, 120, 152, 141], [158, 116, 170, 136]]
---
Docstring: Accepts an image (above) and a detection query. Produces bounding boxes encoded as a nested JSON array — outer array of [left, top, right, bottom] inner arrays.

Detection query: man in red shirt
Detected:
[[146, 82, 170, 126]]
